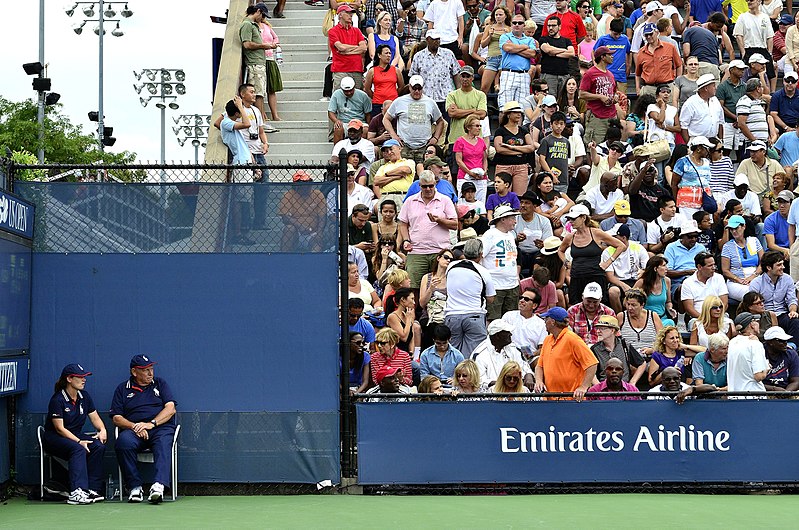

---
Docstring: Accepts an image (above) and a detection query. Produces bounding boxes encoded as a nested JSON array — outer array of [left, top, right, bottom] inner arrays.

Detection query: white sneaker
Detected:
[[67, 488, 91, 505], [148, 482, 164, 504], [128, 486, 144, 503], [263, 123, 279, 133], [87, 489, 105, 503]]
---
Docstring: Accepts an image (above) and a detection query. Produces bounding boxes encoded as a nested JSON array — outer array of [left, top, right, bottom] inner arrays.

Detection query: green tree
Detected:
[[0, 96, 142, 180]]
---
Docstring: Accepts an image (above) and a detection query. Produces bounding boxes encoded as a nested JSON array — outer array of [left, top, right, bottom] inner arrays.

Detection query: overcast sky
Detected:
[[1, 1, 230, 164]]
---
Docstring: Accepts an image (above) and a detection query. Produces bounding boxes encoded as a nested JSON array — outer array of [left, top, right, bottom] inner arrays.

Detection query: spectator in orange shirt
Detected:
[[534, 306, 599, 400], [278, 171, 327, 251]]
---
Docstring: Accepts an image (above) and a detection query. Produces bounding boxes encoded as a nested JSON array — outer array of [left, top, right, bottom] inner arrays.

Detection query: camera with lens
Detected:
[[249, 132, 259, 140]]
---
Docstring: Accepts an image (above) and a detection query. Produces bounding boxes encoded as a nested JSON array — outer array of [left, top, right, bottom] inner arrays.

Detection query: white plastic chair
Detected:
[[37, 425, 69, 500], [115, 425, 180, 501]]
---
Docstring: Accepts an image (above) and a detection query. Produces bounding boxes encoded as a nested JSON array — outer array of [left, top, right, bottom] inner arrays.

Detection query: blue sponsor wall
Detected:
[[357, 401, 799, 484], [15, 253, 340, 484]]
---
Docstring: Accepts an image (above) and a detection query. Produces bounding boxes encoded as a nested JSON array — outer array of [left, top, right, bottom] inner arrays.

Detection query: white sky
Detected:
[[0, 1, 230, 164]]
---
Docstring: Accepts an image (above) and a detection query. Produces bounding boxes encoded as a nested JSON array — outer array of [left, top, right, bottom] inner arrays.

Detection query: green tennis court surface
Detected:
[[1, 493, 795, 528]]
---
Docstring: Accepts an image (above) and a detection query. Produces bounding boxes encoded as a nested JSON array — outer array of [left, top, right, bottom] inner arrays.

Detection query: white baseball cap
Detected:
[[728, 59, 747, 70], [582, 282, 603, 300], [733, 174, 750, 187], [764, 326, 793, 341], [645, 1, 664, 13], [340, 76, 355, 90], [409, 75, 424, 87]]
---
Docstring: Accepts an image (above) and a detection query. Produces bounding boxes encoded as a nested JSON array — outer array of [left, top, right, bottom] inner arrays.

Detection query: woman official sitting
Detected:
[[41, 364, 107, 505], [453, 359, 484, 395], [490, 361, 531, 400]]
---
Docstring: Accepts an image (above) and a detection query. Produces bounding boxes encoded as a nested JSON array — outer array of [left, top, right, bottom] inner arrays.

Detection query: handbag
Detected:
[[686, 157, 718, 214], [322, 8, 335, 36], [643, 115, 672, 163]]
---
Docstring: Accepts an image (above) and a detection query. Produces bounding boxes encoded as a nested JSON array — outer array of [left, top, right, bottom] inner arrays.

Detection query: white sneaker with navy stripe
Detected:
[[128, 486, 144, 503], [67, 488, 91, 505], [148, 482, 164, 504]]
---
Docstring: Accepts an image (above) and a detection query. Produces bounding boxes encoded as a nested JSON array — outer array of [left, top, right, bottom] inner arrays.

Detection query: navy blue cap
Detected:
[[541, 307, 569, 323], [780, 14, 793, 25], [130, 354, 156, 369], [61, 363, 92, 378]]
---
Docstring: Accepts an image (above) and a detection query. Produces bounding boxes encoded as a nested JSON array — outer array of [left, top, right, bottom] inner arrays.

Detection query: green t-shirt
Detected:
[[716, 79, 747, 123], [239, 19, 265, 67], [570, 0, 602, 16], [445, 88, 488, 145]]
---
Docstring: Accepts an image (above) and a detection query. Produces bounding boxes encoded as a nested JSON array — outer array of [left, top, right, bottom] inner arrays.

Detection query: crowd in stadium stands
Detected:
[[230, 1, 799, 399]]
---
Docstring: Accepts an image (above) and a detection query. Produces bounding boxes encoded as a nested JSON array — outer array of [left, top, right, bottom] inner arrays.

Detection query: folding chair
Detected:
[[37, 425, 69, 500], [115, 425, 180, 501]]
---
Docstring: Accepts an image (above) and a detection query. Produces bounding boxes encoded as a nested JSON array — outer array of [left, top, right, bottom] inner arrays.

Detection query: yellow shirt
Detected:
[[376, 159, 415, 193]]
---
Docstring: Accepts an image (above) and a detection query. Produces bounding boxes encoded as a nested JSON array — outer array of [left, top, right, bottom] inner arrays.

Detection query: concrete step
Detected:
[[277, 24, 329, 37], [279, 70, 329, 82], [279, 87, 325, 101], [269, 141, 331, 155], [268, 108, 330, 121], [279, 60, 329, 73], [282, 50, 328, 62], [271, 119, 327, 130], [275, 99, 328, 112]]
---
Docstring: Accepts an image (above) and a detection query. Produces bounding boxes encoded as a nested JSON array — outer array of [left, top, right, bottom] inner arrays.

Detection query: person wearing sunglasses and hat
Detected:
[[111, 355, 177, 503], [480, 204, 522, 320], [42, 364, 107, 505], [516, 191, 553, 275]]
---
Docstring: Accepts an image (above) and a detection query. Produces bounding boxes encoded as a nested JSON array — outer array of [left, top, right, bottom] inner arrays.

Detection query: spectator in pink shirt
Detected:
[[587, 358, 641, 400], [399, 171, 459, 288]]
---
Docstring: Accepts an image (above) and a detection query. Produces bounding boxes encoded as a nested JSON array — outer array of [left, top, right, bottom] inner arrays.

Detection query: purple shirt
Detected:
[[485, 192, 521, 213]]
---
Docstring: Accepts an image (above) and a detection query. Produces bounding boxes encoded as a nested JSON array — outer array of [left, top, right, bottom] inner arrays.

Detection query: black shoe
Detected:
[[274, 11, 285, 18]]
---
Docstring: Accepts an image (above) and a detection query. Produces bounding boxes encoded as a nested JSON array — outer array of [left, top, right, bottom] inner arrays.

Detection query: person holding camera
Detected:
[[645, 196, 688, 254]]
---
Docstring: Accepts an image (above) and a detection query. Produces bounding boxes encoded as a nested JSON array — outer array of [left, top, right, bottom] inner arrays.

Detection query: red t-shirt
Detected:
[[328, 23, 366, 73], [580, 65, 617, 119], [542, 11, 586, 50]]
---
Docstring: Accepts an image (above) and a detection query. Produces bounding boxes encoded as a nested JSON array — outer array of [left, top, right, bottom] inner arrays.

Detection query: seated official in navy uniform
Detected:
[[110, 354, 177, 504]]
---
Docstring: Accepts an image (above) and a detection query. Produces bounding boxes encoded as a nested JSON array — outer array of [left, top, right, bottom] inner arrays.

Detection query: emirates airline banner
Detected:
[[356, 400, 799, 484]]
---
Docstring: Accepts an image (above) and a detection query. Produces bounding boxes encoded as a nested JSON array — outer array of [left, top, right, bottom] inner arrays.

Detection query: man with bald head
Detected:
[[585, 172, 624, 221], [587, 358, 641, 400]]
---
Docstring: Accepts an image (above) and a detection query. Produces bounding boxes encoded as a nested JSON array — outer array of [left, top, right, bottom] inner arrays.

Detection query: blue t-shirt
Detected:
[[46, 389, 96, 436], [689, 0, 723, 23], [664, 241, 707, 272], [348, 350, 371, 387], [485, 192, 521, 212], [110, 377, 177, 426], [498, 33, 536, 71], [764, 211, 790, 248], [764, 348, 799, 388], [349, 317, 376, 344], [775, 130, 799, 168], [221, 115, 251, 165], [673, 156, 711, 189], [594, 34, 631, 82], [691, 351, 727, 387], [404, 179, 458, 205], [629, 8, 643, 25], [770, 90, 799, 129]]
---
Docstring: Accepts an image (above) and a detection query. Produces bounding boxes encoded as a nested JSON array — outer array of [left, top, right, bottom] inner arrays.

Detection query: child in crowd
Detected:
[[520, 266, 559, 314], [458, 181, 487, 217], [693, 210, 718, 256], [538, 190, 569, 234], [536, 111, 571, 195], [485, 171, 520, 221]]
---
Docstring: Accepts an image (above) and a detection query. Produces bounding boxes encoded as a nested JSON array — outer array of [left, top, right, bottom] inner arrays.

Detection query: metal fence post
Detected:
[[337, 148, 353, 479]]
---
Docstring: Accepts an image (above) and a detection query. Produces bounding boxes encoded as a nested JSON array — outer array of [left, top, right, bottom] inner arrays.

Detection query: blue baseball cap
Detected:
[[642, 23, 657, 35], [61, 363, 92, 378], [130, 354, 156, 369], [541, 307, 569, 323], [726, 215, 746, 229], [780, 14, 793, 25], [381, 139, 400, 149]]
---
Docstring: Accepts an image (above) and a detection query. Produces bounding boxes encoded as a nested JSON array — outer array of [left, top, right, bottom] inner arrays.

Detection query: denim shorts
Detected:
[[485, 55, 501, 72]]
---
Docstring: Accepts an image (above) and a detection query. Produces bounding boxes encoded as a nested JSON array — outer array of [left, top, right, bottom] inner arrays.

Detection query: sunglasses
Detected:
[[519, 296, 535, 302], [381, 241, 396, 246], [786, 79, 798, 83], [411, 85, 423, 90], [710, 305, 723, 310], [441, 255, 453, 261], [352, 339, 364, 345], [375, 341, 388, 346], [421, 184, 436, 188], [512, 21, 525, 25], [504, 375, 520, 381], [611, 147, 624, 153]]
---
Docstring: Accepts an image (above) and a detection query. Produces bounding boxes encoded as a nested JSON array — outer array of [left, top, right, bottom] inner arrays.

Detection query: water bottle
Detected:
[[275, 46, 283, 65], [106, 474, 118, 501]]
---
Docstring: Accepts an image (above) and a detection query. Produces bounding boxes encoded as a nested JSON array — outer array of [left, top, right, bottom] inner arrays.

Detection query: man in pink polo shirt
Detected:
[[399, 170, 458, 288]]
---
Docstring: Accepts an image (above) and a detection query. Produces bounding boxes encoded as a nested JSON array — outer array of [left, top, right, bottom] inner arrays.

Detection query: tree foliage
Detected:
[[0, 96, 140, 179]]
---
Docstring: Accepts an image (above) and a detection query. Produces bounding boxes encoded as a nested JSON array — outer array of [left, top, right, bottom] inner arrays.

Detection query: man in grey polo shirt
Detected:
[[383, 75, 446, 166]]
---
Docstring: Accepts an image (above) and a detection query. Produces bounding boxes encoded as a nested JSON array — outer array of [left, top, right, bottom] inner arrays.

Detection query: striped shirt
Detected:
[[736, 95, 769, 142], [709, 156, 735, 196]]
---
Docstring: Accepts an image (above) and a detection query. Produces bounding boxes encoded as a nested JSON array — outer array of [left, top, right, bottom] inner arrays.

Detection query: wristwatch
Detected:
[[150, 419, 158, 427]]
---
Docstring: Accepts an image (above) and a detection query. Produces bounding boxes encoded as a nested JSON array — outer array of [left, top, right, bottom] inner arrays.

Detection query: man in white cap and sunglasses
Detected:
[[481, 204, 521, 321], [679, 73, 724, 143]]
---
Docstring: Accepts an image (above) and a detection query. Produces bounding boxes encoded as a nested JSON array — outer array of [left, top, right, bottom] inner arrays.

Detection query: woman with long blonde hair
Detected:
[[491, 361, 529, 399], [689, 296, 736, 348]]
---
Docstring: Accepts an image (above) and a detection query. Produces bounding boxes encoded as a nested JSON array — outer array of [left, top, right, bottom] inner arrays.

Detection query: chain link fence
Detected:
[[9, 163, 343, 254]]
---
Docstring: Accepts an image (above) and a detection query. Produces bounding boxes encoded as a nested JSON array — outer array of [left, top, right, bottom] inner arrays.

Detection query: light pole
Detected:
[[173, 114, 210, 165], [134, 69, 186, 171], [65, 1, 133, 152]]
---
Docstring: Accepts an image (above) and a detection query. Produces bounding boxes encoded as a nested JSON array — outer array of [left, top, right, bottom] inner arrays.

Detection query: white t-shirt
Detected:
[[680, 272, 729, 314], [327, 184, 375, 216], [661, 4, 682, 37], [646, 103, 678, 145], [331, 138, 376, 165], [719, 190, 762, 217], [648, 381, 690, 399], [585, 187, 624, 216], [601, 241, 649, 281], [646, 213, 688, 245], [727, 334, 769, 396], [481, 227, 520, 290], [679, 94, 725, 139], [458, 198, 487, 216], [733, 12, 774, 49], [472, 341, 533, 383], [423, 0, 465, 44], [501, 311, 547, 351], [445, 259, 497, 315]]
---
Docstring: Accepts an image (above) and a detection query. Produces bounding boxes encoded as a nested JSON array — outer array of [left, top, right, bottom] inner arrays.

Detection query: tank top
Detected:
[[645, 277, 668, 318], [374, 32, 397, 63], [620, 310, 658, 353], [570, 228, 604, 277], [487, 28, 509, 57], [371, 65, 399, 105]]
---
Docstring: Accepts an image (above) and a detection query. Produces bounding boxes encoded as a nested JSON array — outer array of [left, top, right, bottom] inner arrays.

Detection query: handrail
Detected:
[[353, 391, 799, 400]]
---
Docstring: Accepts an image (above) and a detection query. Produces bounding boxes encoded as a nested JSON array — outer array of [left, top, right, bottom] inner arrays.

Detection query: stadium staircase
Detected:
[[266, 1, 331, 165]]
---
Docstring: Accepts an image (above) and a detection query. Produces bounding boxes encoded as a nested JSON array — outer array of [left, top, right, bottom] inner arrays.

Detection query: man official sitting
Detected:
[[587, 358, 641, 400], [110, 354, 177, 504], [472, 319, 534, 390]]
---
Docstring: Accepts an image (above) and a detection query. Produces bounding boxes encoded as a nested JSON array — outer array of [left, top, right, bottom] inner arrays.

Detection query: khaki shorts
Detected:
[[246, 65, 267, 97], [405, 253, 437, 289]]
